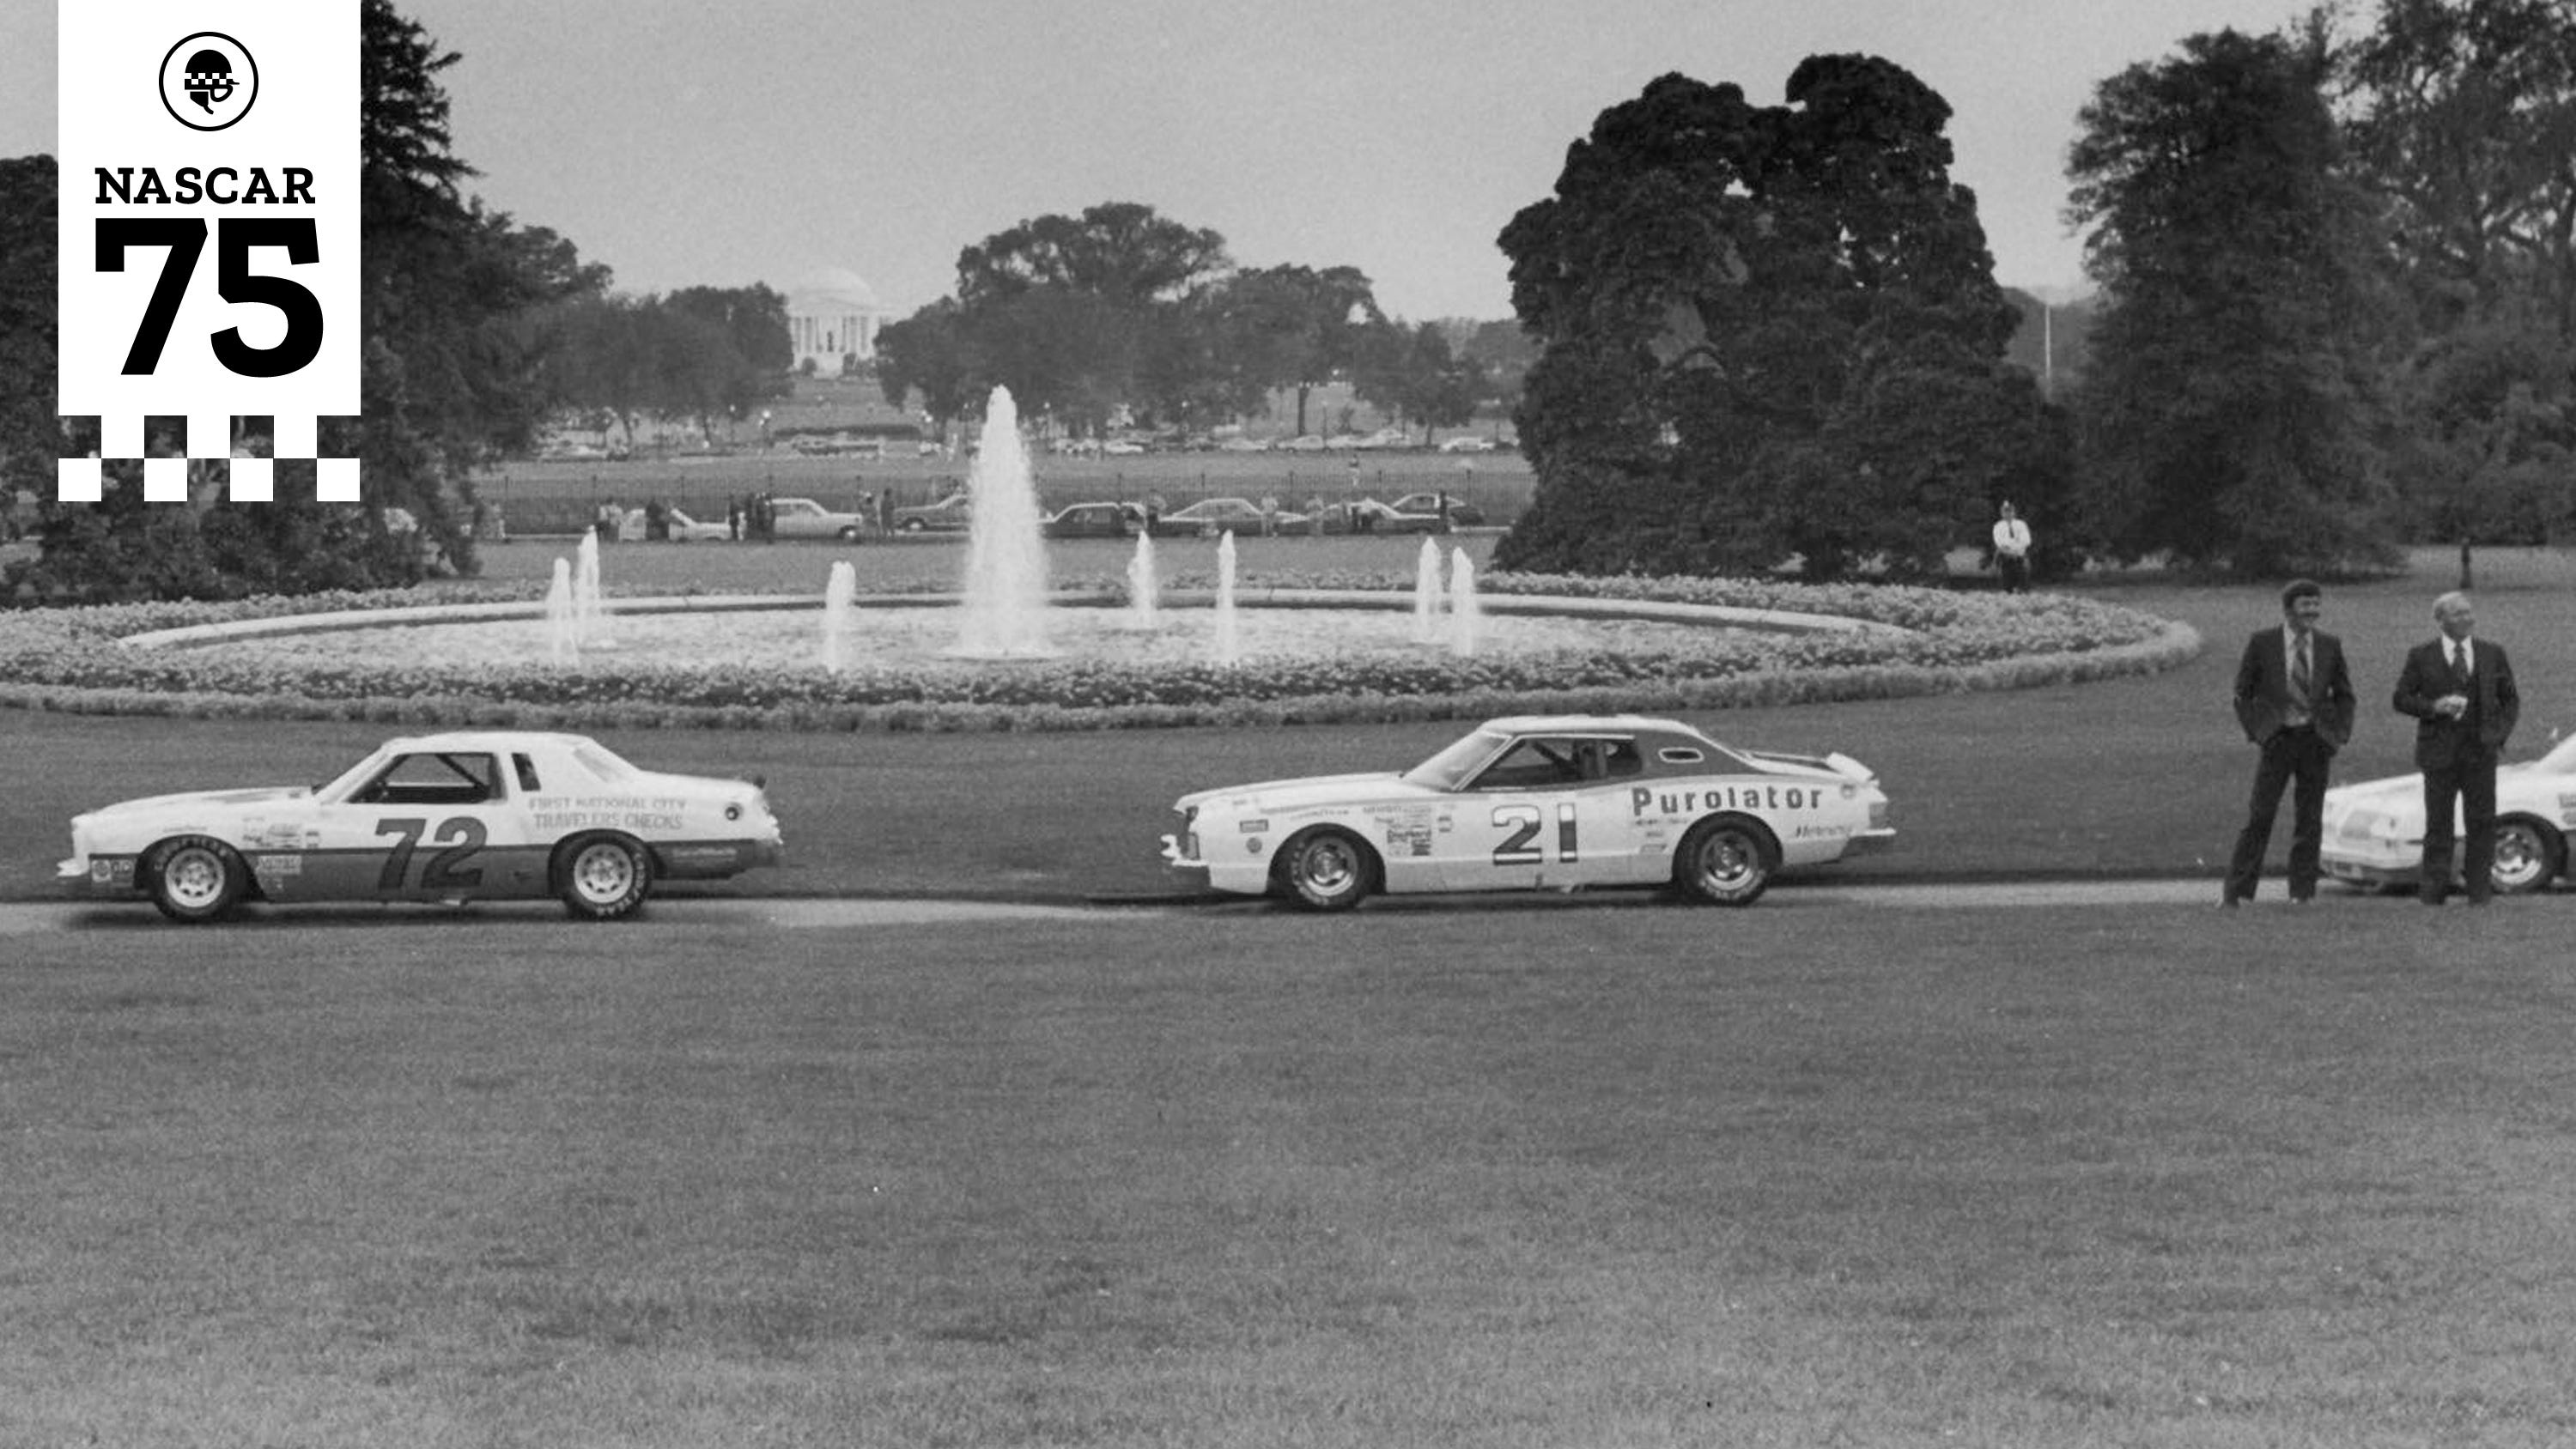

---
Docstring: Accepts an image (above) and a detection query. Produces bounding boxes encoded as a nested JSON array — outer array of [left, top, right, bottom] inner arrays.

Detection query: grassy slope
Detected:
[[4, 901, 2572, 1446]]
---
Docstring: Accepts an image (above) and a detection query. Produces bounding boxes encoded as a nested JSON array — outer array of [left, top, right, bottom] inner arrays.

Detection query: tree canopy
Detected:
[[1492, 59, 2063, 579], [2066, 27, 2398, 575]]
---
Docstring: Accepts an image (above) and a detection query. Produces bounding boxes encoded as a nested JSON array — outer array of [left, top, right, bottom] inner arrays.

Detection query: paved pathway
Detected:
[[0, 878, 2265, 935]]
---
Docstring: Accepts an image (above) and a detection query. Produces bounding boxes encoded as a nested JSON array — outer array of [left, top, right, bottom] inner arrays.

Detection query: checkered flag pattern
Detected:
[[56, 413, 360, 505]]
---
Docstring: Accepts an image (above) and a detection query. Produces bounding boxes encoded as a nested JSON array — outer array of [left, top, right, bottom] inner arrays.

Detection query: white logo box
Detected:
[[57, 0, 359, 504]]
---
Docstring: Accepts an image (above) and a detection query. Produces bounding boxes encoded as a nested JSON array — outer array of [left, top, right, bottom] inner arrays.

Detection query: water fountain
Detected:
[[545, 557, 578, 664], [951, 386, 1051, 658], [1449, 548, 1482, 658], [819, 560, 859, 671], [1212, 530, 1242, 666], [1122, 531, 1160, 631], [573, 530, 611, 649], [1413, 537, 1443, 644]]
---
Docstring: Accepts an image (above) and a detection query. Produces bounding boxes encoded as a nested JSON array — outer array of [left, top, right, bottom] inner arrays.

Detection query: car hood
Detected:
[[2330, 759, 2567, 808], [77, 785, 313, 822], [1176, 772, 1435, 814]]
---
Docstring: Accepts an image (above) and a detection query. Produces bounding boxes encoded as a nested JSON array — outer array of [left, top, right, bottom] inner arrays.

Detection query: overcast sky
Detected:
[[5, 0, 2313, 320]]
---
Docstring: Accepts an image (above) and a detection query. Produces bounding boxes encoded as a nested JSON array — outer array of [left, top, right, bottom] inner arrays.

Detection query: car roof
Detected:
[[374, 731, 599, 754], [1479, 713, 1706, 738]]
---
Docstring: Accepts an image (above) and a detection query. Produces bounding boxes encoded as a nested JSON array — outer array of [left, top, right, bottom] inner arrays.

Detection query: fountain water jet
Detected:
[[1413, 537, 1443, 644], [1122, 531, 1160, 631], [572, 530, 612, 650], [1448, 548, 1482, 657], [820, 561, 859, 671], [545, 558, 578, 664], [951, 385, 1052, 658], [1212, 531, 1242, 665]]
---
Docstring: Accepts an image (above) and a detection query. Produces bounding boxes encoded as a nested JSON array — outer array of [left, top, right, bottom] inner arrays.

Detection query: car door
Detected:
[[1433, 735, 1640, 891], [305, 750, 535, 901]]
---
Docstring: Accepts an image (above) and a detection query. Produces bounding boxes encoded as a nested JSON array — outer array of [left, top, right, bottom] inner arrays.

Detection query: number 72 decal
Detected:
[[374, 816, 488, 891], [1492, 803, 1580, 865]]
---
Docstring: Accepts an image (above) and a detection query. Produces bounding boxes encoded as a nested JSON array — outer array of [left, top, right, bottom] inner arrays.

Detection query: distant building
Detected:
[[784, 266, 895, 377]]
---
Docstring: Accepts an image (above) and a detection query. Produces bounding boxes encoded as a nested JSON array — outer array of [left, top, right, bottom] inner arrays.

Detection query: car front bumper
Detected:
[[58, 853, 143, 895]]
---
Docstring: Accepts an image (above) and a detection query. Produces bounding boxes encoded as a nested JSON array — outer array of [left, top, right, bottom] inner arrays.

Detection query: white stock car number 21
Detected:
[[1160, 713, 1894, 910], [58, 731, 784, 923]]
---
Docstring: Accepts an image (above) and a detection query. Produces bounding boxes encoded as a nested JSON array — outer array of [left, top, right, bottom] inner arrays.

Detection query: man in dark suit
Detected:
[[2226, 579, 2358, 905], [2393, 591, 2520, 905]]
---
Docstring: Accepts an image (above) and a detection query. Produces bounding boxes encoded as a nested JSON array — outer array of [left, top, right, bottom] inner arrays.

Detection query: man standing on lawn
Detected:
[[2393, 591, 2520, 905], [1991, 501, 2032, 593], [2224, 579, 2356, 906]]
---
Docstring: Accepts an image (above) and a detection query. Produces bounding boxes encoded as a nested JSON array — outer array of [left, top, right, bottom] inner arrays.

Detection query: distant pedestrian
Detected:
[[2393, 591, 2521, 905], [1992, 501, 2032, 593], [2222, 579, 2355, 906], [1307, 494, 1325, 537], [727, 496, 743, 541], [1260, 495, 1279, 536]]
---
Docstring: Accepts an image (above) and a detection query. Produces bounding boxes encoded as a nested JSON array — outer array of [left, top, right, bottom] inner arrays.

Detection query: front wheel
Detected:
[[837, 525, 862, 542], [554, 834, 653, 920], [2491, 815, 2563, 894], [149, 836, 246, 923], [900, 519, 926, 533], [1275, 828, 1374, 912], [1674, 816, 1777, 906]]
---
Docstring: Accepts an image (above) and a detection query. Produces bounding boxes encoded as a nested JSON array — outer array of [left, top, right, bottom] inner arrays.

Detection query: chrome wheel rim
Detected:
[[1298, 839, 1359, 896], [2494, 823, 2547, 889], [164, 847, 226, 909], [571, 844, 635, 903]]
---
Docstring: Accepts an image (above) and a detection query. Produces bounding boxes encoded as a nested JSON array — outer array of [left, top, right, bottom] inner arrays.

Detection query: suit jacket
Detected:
[[2233, 626, 2355, 749], [2393, 636, 2519, 768]]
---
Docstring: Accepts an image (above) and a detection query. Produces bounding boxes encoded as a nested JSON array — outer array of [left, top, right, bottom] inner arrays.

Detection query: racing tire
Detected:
[[2490, 815, 2563, 895], [554, 833, 653, 920], [837, 525, 862, 542], [1275, 828, 1375, 912], [899, 519, 926, 533], [148, 836, 247, 924], [1674, 815, 1777, 906]]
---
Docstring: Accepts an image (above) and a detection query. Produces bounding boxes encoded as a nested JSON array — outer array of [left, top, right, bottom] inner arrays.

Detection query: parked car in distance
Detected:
[[1102, 439, 1148, 456], [1314, 498, 1448, 535], [1438, 435, 1496, 453], [766, 496, 872, 541], [1162, 713, 1893, 911], [1215, 436, 1272, 452], [1389, 492, 1486, 527], [890, 494, 974, 533], [624, 506, 732, 543], [1042, 501, 1139, 539], [2322, 731, 2576, 894], [1162, 496, 1309, 536], [59, 731, 785, 923]]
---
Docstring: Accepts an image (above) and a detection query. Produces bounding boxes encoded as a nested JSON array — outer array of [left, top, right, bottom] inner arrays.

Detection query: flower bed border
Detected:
[[0, 573, 2200, 732]]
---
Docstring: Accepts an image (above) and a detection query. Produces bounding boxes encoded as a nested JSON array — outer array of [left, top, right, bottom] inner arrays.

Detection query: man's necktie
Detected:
[[2291, 636, 2311, 704]]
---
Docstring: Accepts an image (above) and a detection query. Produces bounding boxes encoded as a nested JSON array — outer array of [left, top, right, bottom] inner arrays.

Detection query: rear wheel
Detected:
[[2491, 815, 2563, 894], [149, 836, 246, 924], [1275, 828, 1374, 912], [554, 834, 652, 920], [1674, 816, 1777, 906]]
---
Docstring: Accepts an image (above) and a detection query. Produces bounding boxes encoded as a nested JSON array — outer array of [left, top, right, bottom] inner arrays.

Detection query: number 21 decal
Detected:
[[1492, 803, 1580, 866]]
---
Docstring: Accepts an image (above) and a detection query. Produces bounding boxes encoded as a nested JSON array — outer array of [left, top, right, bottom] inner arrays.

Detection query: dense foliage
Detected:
[[874, 209, 1494, 445], [0, 575, 2192, 733], [2067, 28, 2401, 576], [1491, 61, 2074, 582], [2, 0, 611, 603]]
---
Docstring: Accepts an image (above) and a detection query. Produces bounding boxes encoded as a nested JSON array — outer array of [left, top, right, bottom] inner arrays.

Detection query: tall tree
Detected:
[[2338, 0, 2576, 566], [1205, 264, 1382, 434], [1495, 60, 2059, 579], [2067, 27, 2398, 575], [875, 298, 980, 440], [358, 0, 607, 567], [0, 155, 58, 511]]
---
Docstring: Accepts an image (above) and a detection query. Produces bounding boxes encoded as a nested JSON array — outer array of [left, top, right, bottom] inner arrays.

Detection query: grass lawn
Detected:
[[4, 900, 2573, 1446], [8, 547, 2576, 1445]]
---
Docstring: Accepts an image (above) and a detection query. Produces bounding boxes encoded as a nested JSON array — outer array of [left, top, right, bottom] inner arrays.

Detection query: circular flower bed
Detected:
[[0, 572, 2199, 731]]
